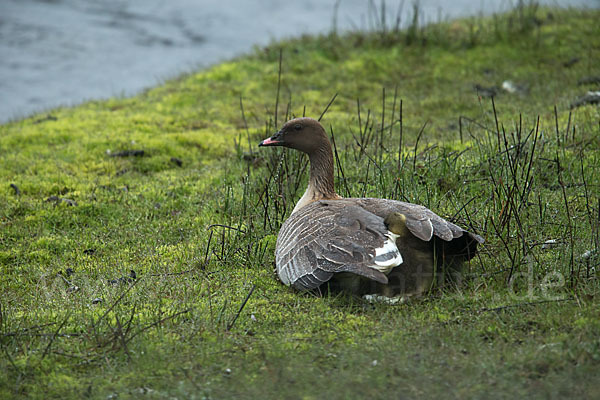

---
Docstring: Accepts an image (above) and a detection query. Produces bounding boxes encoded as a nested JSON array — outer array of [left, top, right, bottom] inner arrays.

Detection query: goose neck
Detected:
[[307, 144, 336, 199]]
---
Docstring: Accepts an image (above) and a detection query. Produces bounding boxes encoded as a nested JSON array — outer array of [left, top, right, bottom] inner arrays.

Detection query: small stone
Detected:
[[501, 80, 528, 95], [563, 57, 580, 68], [577, 76, 600, 86], [109, 149, 145, 157], [502, 80, 517, 93], [45, 196, 77, 206], [67, 285, 80, 293], [474, 84, 498, 98], [541, 239, 559, 249], [581, 250, 597, 261], [570, 91, 600, 109]]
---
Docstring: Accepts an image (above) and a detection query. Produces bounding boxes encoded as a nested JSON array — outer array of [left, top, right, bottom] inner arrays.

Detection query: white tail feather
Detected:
[[371, 232, 403, 274]]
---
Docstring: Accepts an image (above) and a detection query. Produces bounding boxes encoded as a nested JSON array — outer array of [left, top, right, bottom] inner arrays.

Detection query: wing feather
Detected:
[[276, 201, 392, 290]]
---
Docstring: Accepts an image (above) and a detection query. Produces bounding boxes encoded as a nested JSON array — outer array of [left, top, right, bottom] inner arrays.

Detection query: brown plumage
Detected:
[[259, 117, 483, 298]]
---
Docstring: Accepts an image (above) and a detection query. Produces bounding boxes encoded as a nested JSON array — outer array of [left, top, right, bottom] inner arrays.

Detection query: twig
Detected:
[[379, 87, 386, 160], [181, 367, 202, 391], [40, 315, 69, 361], [3, 346, 21, 374], [10, 183, 21, 196], [492, 96, 500, 151], [227, 284, 256, 331], [479, 298, 573, 313], [459, 115, 497, 136], [1, 321, 57, 335], [123, 303, 137, 343], [93, 279, 140, 330], [274, 49, 283, 127], [318, 93, 338, 122], [397, 99, 403, 172], [451, 196, 479, 221], [51, 350, 90, 360], [519, 116, 539, 207], [2, 332, 81, 338], [126, 308, 191, 344], [208, 224, 247, 234], [412, 120, 428, 171], [113, 314, 131, 361], [240, 96, 252, 155], [203, 228, 214, 270], [330, 126, 351, 197]]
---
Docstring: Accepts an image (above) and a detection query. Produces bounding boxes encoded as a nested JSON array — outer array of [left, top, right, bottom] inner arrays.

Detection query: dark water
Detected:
[[1, 0, 598, 122]]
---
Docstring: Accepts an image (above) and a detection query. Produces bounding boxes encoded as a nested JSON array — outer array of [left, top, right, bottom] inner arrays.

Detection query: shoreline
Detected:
[[2, 0, 597, 123]]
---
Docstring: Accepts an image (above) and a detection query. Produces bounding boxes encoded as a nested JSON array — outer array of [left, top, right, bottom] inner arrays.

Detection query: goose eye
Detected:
[[294, 124, 302, 131]]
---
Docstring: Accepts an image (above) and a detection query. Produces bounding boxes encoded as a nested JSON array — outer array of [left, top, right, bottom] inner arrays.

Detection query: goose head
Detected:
[[259, 117, 329, 154], [259, 117, 339, 212]]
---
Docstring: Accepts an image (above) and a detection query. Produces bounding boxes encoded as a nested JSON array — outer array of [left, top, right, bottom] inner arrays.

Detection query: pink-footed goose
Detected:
[[259, 117, 483, 299]]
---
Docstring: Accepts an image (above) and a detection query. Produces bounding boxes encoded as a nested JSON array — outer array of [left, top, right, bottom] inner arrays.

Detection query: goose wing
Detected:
[[354, 198, 483, 244], [275, 200, 400, 290]]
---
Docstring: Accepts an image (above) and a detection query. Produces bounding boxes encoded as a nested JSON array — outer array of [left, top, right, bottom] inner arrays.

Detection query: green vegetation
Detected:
[[1, 5, 599, 399]]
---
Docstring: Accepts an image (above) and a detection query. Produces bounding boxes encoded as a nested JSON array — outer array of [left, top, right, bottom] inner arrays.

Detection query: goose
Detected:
[[259, 117, 483, 299]]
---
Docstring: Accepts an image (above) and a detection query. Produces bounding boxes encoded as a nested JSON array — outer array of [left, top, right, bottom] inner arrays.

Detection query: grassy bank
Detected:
[[1, 5, 599, 399]]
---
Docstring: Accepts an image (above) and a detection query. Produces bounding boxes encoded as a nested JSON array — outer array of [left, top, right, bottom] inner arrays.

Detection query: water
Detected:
[[1, 0, 597, 122]]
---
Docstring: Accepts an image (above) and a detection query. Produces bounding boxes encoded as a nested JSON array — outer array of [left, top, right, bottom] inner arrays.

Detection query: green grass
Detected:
[[1, 5, 599, 399]]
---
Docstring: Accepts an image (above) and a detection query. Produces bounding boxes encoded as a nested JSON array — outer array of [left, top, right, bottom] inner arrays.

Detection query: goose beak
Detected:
[[259, 131, 283, 147]]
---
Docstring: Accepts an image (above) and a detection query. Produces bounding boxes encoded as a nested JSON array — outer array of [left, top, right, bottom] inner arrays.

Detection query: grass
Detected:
[[1, 4, 599, 399]]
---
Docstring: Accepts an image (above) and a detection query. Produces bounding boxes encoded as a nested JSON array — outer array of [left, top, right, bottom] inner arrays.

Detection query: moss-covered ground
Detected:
[[1, 5, 599, 399]]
